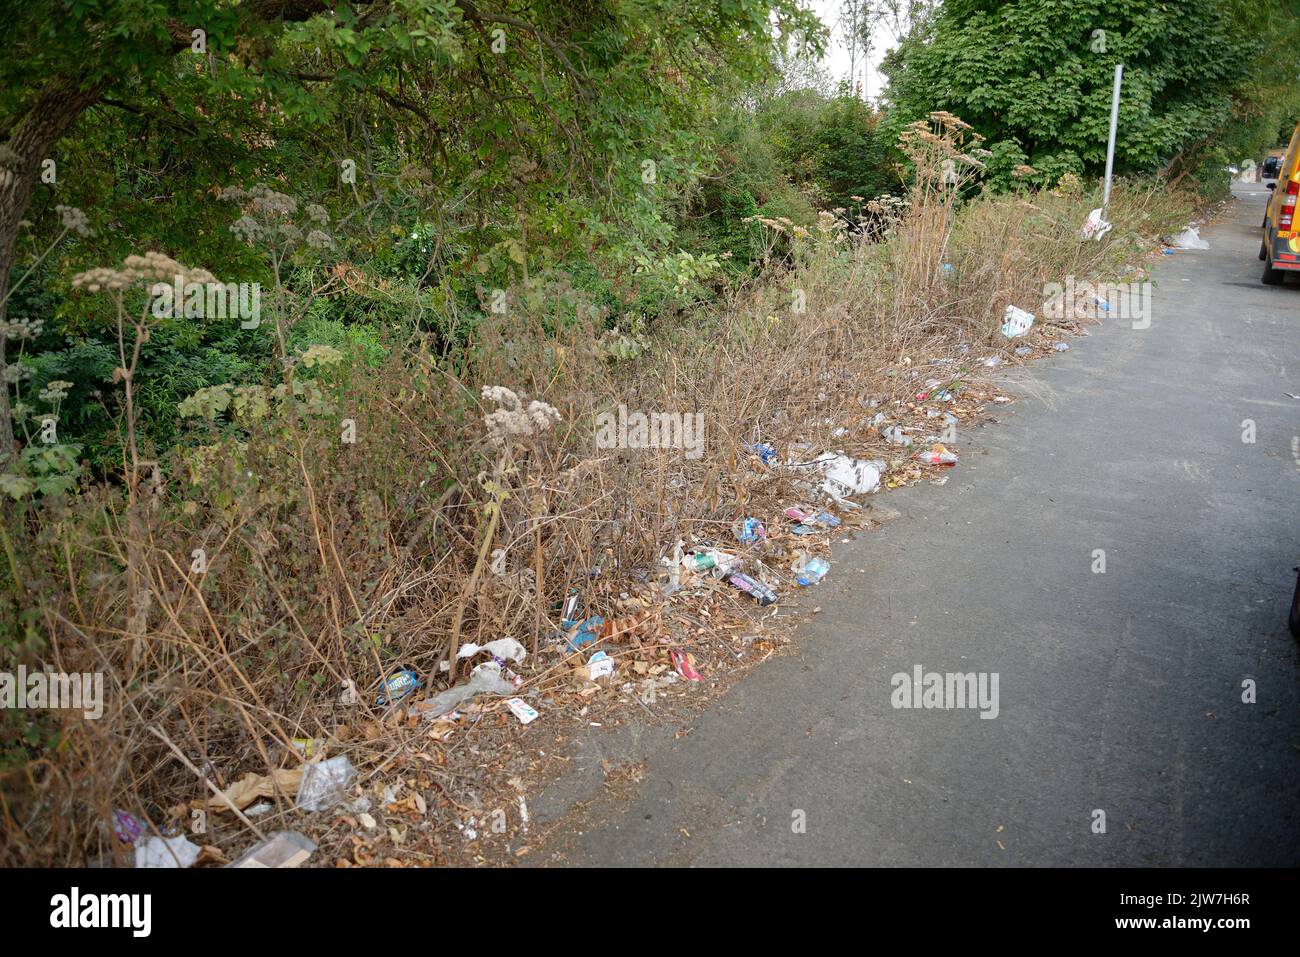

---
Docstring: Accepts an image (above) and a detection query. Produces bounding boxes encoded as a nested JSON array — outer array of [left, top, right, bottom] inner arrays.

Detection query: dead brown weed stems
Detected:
[[0, 115, 1193, 866]]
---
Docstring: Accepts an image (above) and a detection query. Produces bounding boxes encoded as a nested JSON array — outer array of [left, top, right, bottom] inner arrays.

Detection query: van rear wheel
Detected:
[[1262, 254, 1285, 285]]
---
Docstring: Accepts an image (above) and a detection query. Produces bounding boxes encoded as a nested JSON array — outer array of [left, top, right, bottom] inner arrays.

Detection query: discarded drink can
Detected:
[[377, 668, 421, 706]]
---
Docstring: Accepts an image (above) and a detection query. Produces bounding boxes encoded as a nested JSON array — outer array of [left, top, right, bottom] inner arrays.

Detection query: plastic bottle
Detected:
[[795, 557, 830, 586], [684, 549, 737, 574]]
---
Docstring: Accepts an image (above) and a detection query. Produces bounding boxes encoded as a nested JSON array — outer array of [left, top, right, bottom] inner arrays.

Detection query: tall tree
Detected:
[[878, 0, 1297, 187], [0, 0, 823, 449]]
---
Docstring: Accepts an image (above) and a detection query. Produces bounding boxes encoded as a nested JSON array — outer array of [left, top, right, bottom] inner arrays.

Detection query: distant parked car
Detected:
[[1260, 122, 1300, 284], [1262, 154, 1282, 179]]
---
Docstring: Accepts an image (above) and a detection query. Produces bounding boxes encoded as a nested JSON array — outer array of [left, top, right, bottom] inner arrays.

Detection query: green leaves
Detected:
[[0, 442, 83, 500], [882, 0, 1281, 185]]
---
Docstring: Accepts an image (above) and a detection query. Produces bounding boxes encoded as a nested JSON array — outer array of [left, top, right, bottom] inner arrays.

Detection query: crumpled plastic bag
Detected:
[[1079, 207, 1112, 241], [454, 637, 526, 664], [135, 834, 201, 869], [414, 661, 516, 720], [791, 452, 882, 501], [295, 755, 356, 812], [1169, 226, 1209, 250]]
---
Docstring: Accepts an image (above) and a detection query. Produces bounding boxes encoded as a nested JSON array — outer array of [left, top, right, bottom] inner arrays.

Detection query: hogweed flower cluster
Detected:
[[71, 251, 216, 293], [221, 186, 334, 250], [55, 204, 93, 238], [38, 379, 73, 404], [0, 317, 44, 339], [742, 214, 812, 240], [218, 185, 297, 218], [482, 385, 562, 446]]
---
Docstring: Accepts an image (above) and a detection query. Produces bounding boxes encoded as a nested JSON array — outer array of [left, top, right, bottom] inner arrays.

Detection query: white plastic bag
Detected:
[[1001, 305, 1035, 338], [1169, 226, 1209, 250], [454, 637, 527, 664], [296, 755, 357, 812], [797, 453, 883, 499], [135, 834, 201, 869], [417, 662, 516, 719], [1079, 208, 1112, 241]]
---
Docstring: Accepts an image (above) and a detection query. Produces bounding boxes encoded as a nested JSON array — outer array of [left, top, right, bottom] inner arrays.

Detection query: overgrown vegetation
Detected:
[[0, 0, 1264, 864], [881, 0, 1300, 198]]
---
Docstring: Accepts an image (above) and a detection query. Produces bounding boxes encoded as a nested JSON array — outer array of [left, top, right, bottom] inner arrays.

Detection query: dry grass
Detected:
[[0, 117, 1194, 866]]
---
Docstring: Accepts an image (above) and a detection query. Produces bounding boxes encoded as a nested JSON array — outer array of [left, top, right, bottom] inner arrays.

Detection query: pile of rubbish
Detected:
[[116, 341, 1036, 868]]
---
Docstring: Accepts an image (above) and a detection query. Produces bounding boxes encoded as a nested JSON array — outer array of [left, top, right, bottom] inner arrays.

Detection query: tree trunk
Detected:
[[0, 75, 107, 451]]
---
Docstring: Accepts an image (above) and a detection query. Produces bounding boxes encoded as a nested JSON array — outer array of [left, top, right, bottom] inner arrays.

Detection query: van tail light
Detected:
[[1281, 180, 1299, 230]]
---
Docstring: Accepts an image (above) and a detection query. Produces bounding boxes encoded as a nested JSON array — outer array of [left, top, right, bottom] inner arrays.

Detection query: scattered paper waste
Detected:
[[588, 650, 615, 680], [1001, 305, 1035, 338], [228, 830, 316, 869], [506, 697, 539, 724], [136, 834, 201, 869], [197, 768, 304, 813]]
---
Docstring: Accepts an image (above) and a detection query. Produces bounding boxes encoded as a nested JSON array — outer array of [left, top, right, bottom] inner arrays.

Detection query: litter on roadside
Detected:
[[506, 697, 539, 724], [682, 548, 737, 574], [136, 834, 201, 869], [413, 661, 517, 719], [376, 668, 420, 706], [565, 615, 604, 650], [228, 830, 316, 869], [669, 648, 702, 681], [453, 637, 527, 664], [1079, 207, 1113, 241], [1001, 305, 1035, 338], [914, 443, 958, 466], [296, 755, 357, 812], [112, 810, 143, 844], [795, 557, 830, 586], [588, 650, 615, 680], [197, 767, 304, 813], [1169, 226, 1210, 249], [723, 569, 778, 605], [791, 452, 883, 500]]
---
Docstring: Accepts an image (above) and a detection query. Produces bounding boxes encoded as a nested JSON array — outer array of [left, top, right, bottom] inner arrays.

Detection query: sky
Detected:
[[810, 0, 907, 102]]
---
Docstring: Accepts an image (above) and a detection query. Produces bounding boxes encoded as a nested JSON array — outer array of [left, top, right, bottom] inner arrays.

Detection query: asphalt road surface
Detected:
[[531, 184, 1300, 866]]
